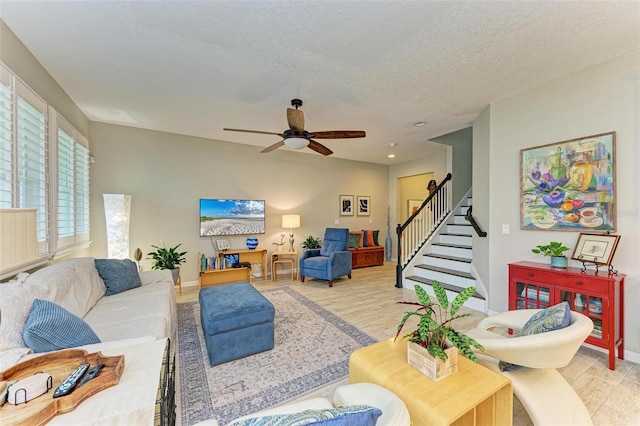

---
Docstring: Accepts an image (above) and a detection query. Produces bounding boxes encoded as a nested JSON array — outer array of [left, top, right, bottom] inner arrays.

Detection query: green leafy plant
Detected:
[[531, 241, 570, 257], [300, 235, 322, 249], [395, 282, 484, 363], [147, 243, 187, 270]]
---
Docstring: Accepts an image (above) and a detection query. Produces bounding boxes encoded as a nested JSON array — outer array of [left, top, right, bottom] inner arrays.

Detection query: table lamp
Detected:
[[282, 214, 300, 252]]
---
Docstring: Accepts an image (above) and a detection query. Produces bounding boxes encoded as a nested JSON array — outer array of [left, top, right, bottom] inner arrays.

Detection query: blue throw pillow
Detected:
[[95, 258, 142, 296], [228, 405, 382, 426], [518, 301, 571, 336], [499, 301, 572, 371], [23, 299, 101, 353]]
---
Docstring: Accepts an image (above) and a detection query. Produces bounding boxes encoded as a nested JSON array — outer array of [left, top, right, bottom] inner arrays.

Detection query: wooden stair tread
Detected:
[[415, 264, 474, 279], [423, 253, 471, 263]]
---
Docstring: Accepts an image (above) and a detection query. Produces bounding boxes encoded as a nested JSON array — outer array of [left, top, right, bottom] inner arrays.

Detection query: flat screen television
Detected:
[[199, 199, 265, 237]]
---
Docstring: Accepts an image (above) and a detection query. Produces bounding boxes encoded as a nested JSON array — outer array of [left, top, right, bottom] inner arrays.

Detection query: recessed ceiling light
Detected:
[[389, 143, 398, 147], [387, 154, 396, 158], [414, 121, 427, 127]]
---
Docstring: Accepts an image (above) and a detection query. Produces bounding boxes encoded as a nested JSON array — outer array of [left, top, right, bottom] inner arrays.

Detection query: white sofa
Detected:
[[0, 257, 176, 370]]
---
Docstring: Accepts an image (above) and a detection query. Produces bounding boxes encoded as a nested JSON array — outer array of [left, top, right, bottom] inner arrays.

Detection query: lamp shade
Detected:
[[282, 214, 300, 229], [103, 194, 131, 259], [284, 138, 309, 150]]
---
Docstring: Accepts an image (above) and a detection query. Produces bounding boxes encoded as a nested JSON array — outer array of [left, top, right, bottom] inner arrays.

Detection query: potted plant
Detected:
[[300, 235, 322, 250], [531, 241, 570, 268], [147, 243, 187, 283], [395, 282, 484, 381]]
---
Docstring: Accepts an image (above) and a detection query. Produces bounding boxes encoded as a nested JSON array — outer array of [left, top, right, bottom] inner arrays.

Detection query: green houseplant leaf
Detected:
[[146, 243, 187, 270], [531, 241, 570, 257], [395, 282, 484, 363]]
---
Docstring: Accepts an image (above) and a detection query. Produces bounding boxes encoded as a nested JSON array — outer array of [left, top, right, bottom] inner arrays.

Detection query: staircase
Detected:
[[404, 194, 487, 312]]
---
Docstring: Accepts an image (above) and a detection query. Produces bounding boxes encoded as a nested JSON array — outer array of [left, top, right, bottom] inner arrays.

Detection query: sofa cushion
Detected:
[[0, 280, 46, 353], [23, 299, 101, 353], [361, 230, 379, 247], [95, 259, 142, 296], [227, 405, 382, 426], [348, 232, 363, 249], [84, 279, 175, 342], [24, 257, 106, 319]]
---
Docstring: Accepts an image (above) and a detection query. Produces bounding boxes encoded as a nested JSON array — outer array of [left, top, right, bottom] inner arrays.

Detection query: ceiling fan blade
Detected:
[[224, 128, 284, 137], [310, 130, 366, 139], [260, 140, 285, 153], [307, 140, 333, 156], [287, 108, 305, 132]]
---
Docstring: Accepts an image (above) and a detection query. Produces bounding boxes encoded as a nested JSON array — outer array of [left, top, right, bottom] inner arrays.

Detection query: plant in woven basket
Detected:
[[395, 281, 484, 362]]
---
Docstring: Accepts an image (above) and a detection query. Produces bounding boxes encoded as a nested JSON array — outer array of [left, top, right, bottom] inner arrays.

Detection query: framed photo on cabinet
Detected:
[[571, 233, 620, 265]]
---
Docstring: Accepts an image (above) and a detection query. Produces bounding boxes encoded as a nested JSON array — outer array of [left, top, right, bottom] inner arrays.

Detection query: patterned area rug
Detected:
[[178, 286, 377, 426]]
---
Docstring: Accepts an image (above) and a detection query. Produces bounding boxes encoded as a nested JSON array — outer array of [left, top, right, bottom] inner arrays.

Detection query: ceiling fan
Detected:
[[223, 99, 366, 156]]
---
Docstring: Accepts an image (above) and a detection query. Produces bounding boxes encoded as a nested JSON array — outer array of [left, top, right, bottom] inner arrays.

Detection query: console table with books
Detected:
[[198, 249, 267, 288]]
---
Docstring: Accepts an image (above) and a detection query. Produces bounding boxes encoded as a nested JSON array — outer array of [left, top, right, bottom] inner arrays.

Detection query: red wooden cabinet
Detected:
[[509, 261, 625, 370]]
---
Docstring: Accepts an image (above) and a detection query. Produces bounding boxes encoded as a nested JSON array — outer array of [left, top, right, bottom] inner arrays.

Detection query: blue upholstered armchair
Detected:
[[300, 228, 352, 287]]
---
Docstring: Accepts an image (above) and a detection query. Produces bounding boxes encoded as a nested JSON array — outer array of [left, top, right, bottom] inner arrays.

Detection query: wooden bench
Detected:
[[348, 246, 384, 269]]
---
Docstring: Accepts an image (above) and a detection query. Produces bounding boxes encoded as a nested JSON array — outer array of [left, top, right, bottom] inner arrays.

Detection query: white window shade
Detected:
[[0, 208, 47, 279]]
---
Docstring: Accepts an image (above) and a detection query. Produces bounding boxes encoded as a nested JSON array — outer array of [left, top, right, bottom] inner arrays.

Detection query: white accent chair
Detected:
[[466, 309, 594, 426], [192, 382, 410, 426]]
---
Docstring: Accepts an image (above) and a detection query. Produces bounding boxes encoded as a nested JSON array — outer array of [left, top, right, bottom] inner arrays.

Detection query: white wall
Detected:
[[481, 52, 640, 357], [89, 122, 390, 283]]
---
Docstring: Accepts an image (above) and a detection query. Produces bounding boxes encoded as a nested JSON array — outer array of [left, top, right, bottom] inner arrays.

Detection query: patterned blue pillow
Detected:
[[499, 302, 571, 371], [228, 405, 382, 426], [518, 301, 571, 337], [23, 299, 101, 353], [95, 258, 142, 296]]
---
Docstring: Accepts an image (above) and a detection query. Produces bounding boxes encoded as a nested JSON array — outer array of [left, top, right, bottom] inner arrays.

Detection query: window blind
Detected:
[[0, 62, 91, 269]]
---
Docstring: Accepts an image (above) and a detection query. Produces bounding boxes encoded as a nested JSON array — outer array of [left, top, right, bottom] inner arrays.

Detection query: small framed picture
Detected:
[[340, 195, 354, 216], [407, 199, 422, 217], [216, 239, 231, 251], [357, 195, 370, 216], [571, 233, 620, 265]]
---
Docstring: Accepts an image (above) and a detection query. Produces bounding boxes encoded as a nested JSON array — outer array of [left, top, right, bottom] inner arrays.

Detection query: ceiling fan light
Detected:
[[284, 137, 309, 149]]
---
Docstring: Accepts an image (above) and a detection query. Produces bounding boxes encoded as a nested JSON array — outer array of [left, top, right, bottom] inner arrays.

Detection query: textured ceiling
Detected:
[[1, 1, 639, 164]]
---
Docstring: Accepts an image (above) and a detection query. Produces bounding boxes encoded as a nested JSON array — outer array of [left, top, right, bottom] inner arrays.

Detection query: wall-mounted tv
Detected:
[[199, 199, 265, 237]]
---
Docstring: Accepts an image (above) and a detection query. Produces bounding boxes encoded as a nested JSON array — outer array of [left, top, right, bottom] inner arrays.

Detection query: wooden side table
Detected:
[[271, 251, 299, 281], [349, 339, 512, 425]]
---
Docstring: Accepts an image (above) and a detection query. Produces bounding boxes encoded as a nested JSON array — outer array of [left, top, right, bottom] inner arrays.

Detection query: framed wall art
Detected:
[[408, 199, 421, 217], [520, 131, 616, 232], [339, 195, 354, 216], [571, 233, 620, 266], [357, 195, 370, 216]]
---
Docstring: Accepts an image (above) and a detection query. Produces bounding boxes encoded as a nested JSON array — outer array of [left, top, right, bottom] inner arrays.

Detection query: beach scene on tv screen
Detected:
[[200, 199, 265, 236]]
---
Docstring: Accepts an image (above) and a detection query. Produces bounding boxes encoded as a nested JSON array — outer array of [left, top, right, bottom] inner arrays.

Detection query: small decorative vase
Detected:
[[246, 236, 259, 250], [385, 233, 392, 262], [550, 256, 568, 269], [406, 341, 458, 382]]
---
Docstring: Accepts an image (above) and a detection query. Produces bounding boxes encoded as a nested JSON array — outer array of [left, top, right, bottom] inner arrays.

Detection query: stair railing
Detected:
[[464, 205, 487, 237], [395, 173, 452, 288]]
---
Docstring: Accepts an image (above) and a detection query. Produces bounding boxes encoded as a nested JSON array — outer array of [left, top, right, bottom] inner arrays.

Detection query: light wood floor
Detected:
[[176, 263, 639, 425]]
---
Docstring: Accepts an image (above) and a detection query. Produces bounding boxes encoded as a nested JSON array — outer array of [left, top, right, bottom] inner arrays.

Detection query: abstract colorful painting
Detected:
[[520, 132, 616, 232]]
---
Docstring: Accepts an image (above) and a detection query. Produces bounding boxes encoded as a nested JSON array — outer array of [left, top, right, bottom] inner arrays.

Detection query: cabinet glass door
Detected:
[[559, 289, 605, 341], [515, 282, 551, 309]]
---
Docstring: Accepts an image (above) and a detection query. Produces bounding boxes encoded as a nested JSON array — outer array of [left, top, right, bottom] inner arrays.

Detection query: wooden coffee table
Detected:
[[349, 339, 513, 425]]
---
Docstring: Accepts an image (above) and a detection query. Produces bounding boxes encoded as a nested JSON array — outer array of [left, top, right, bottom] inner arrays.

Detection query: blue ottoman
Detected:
[[199, 282, 275, 366]]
